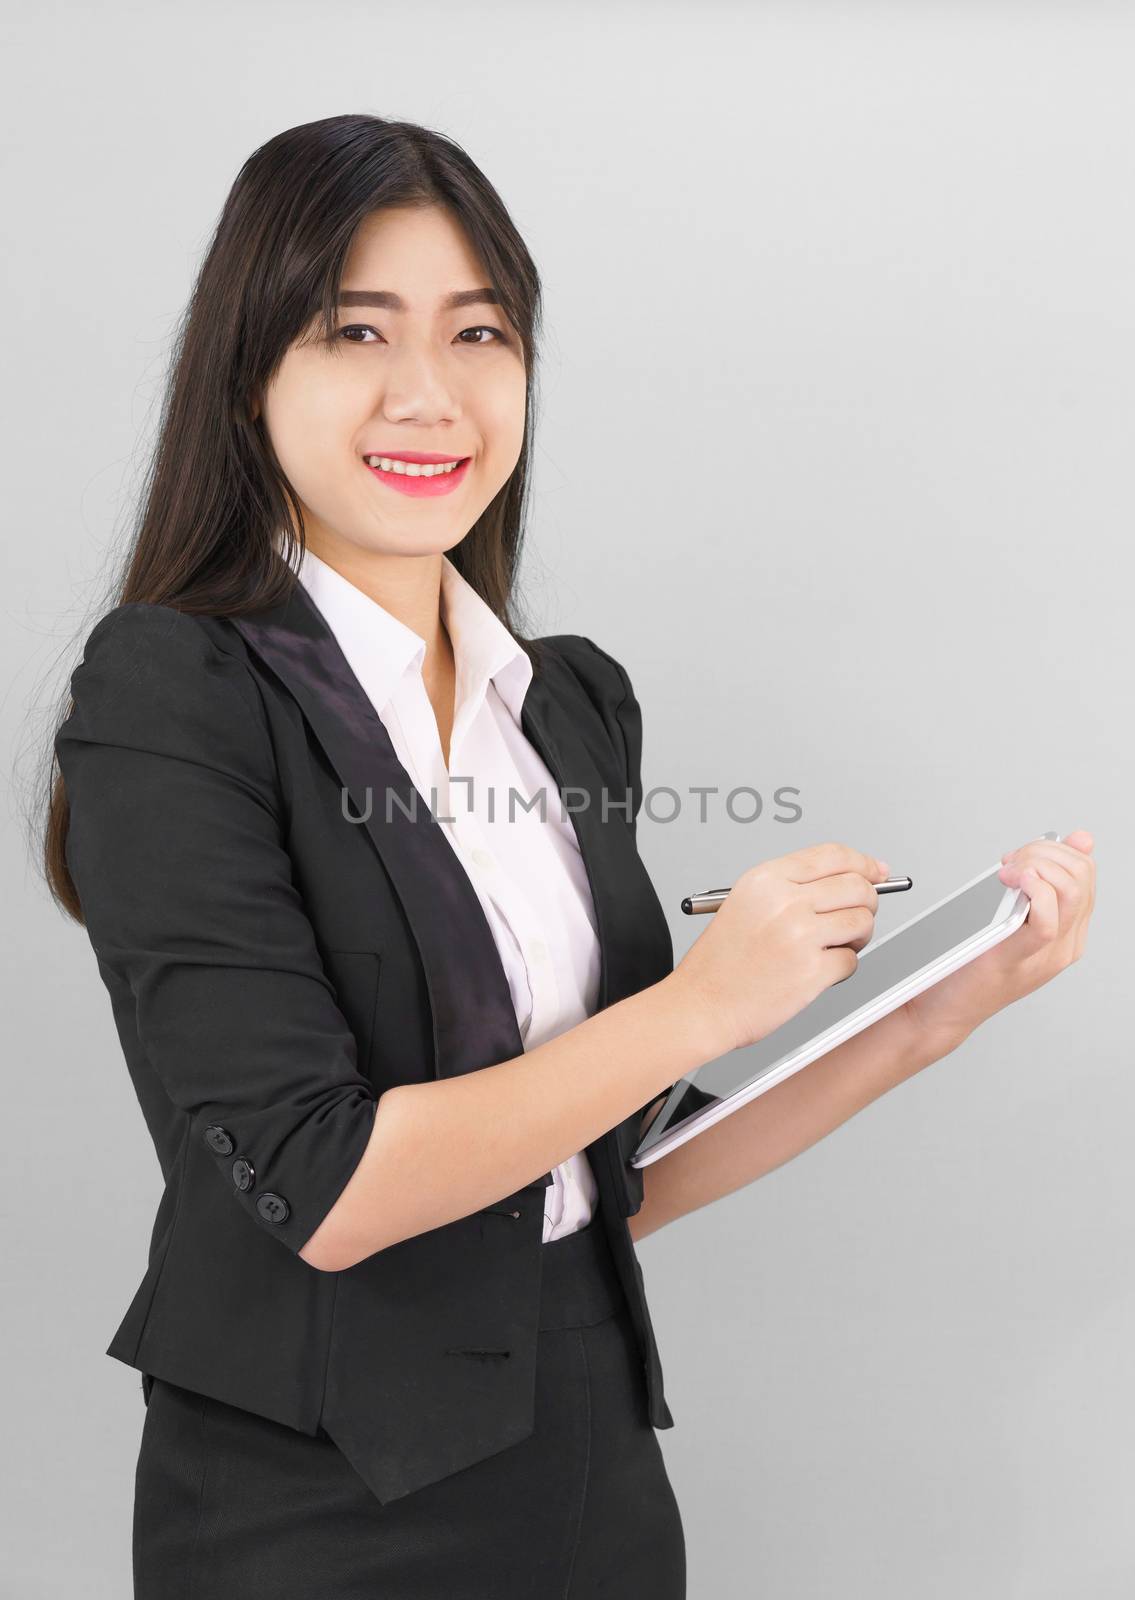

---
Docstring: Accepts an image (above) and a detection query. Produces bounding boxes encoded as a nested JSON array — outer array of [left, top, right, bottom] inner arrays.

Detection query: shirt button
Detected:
[[530, 939, 548, 964], [471, 847, 495, 870]]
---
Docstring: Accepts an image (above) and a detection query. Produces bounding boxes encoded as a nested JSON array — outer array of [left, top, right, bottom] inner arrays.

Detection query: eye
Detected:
[[338, 324, 380, 344], [336, 324, 507, 346], [455, 325, 507, 346]]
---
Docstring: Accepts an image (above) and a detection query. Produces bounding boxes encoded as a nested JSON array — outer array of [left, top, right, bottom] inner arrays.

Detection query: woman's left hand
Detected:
[[898, 829, 1096, 1053]]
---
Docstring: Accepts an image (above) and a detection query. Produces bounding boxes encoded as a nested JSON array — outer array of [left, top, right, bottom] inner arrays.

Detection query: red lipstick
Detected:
[[361, 450, 472, 498]]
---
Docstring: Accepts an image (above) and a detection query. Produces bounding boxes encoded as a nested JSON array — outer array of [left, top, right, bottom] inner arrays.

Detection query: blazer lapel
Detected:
[[518, 654, 670, 1014], [229, 580, 663, 1093]]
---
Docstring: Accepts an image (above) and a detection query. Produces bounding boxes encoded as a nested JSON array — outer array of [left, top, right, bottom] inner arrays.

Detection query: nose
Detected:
[[378, 341, 461, 423]]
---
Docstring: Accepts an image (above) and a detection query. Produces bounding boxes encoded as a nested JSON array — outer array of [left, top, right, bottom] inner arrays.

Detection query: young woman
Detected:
[[44, 114, 1095, 1598]]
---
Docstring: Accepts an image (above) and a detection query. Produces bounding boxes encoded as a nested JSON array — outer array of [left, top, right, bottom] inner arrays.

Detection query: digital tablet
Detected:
[[631, 833, 1061, 1169]]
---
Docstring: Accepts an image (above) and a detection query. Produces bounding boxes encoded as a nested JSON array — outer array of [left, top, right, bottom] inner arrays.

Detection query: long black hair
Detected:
[[39, 114, 548, 922]]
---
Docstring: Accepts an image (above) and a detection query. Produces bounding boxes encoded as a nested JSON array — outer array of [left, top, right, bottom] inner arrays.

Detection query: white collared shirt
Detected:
[[292, 545, 601, 1241]]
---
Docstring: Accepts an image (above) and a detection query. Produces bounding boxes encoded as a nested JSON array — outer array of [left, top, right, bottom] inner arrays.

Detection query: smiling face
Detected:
[[258, 204, 527, 566]]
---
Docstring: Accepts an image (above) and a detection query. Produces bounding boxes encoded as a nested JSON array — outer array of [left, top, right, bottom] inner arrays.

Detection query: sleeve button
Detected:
[[203, 1125, 234, 1156], [256, 1193, 290, 1224]]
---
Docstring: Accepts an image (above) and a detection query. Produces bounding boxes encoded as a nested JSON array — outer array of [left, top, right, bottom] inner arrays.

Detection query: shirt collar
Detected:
[[286, 541, 534, 725]]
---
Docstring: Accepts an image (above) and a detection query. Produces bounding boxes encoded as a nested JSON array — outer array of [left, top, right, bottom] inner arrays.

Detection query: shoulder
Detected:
[[71, 601, 256, 687], [58, 602, 272, 784], [536, 632, 635, 713], [66, 602, 261, 712], [534, 633, 644, 821]]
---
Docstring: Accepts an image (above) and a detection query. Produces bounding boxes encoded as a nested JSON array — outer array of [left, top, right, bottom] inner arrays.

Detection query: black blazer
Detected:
[[57, 579, 678, 1506]]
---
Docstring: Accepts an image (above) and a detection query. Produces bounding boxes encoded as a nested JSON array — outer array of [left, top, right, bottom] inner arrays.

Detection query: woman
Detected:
[[44, 114, 1095, 1598]]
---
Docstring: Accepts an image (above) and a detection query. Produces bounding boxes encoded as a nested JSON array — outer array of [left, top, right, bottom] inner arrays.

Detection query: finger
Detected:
[[1062, 829, 1094, 854], [1025, 859, 1090, 962], [1003, 863, 1061, 949], [1007, 847, 1095, 920], [1001, 841, 1095, 889], [810, 870, 882, 914], [787, 842, 888, 885], [818, 903, 877, 952], [1051, 843, 1094, 901], [1000, 858, 1086, 954], [1002, 833, 1093, 864], [1000, 854, 1079, 900], [1036, 856, 1094, 945]]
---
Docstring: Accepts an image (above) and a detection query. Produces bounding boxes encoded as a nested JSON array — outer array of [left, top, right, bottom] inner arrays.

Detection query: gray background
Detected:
[[6, 3, 1131, 1595]]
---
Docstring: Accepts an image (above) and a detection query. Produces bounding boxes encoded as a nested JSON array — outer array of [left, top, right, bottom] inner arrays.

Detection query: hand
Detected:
[[899, 830, 1096, 1052], [671, 841, 891, 1056]]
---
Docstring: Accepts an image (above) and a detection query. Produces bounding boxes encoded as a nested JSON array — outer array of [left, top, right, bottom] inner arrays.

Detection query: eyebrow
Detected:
[[336, 288, 501, 311]]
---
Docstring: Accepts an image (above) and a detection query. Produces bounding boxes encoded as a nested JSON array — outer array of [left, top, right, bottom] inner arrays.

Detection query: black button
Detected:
[[256, 1192, 290, 1224], [232, 1157, 255, 1192], [203, 1124, 234, 1156]]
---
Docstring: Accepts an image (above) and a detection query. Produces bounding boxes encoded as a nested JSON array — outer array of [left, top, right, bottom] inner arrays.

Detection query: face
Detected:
[[258, 204, 526, 566]]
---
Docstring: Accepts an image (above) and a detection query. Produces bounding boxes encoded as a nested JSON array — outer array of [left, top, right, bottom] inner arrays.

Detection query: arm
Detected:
[[305, 634, 722, 1270], [57, 604, 380, 1260], [340, 831, 1098, 1265], [626, 828, 1099, 1244], [627, 1006, 968, 1244], [302, 973, 714, 1270], [59, 604, 724, 1275]]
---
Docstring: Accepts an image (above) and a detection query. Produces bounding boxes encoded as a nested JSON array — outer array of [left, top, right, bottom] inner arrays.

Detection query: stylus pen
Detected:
[[680, 877, 913, 914]]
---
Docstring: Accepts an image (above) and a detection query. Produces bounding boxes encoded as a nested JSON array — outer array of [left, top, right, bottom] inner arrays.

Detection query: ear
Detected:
[[234, 394, 262, 426]]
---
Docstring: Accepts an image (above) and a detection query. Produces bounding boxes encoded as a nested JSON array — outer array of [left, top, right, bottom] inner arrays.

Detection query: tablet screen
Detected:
[[636, 865, 1015, 1159]]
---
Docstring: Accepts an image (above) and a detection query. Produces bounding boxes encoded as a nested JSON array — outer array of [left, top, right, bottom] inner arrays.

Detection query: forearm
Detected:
[[302, 974, 715, 1271], [628, 1009, 970, 1244]]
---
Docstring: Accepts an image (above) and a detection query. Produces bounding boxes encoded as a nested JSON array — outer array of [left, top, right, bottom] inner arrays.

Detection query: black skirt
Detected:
[[132, 1214, 686, 1598]]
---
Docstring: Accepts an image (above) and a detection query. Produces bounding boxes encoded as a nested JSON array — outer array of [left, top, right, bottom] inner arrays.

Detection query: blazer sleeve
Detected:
[[56, 602, 378, 1259]]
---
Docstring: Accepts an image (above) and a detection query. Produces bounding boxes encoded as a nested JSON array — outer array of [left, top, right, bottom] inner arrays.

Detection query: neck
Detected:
[[302, 529, 450, 665]]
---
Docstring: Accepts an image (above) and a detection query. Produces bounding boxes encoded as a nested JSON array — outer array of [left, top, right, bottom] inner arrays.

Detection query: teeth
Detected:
[[364, 456, 464, 477]]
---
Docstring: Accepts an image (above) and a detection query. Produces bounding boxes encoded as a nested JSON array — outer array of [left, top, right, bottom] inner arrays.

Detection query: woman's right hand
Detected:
[[669, 842, 892, 1056]]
